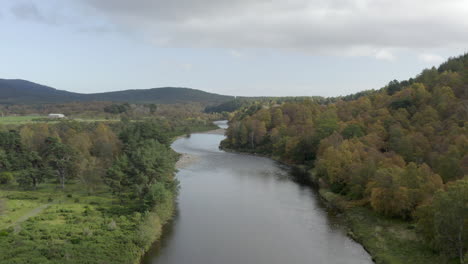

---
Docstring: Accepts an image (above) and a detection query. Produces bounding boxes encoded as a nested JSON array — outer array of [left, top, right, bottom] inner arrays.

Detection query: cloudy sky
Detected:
[[1, 0, 467, 96]]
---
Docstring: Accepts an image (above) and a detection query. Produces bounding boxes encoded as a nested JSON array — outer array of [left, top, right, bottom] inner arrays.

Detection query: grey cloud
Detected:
[[11, 2, 48, 23], [78, 0, 468, 57]]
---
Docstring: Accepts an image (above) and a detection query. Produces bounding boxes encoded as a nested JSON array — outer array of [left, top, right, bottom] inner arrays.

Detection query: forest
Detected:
[[222, 54, 468, 263], [0, 117, 217, 263]]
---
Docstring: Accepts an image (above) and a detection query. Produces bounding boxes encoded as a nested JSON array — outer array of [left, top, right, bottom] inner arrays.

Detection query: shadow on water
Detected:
[[141, 123, 372, 264], [140, 204, 180, 263], [288, 165, 350, 230]]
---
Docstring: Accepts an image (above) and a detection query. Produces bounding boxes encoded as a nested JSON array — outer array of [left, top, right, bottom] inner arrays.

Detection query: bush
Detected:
[[0, 172, 14, 184]]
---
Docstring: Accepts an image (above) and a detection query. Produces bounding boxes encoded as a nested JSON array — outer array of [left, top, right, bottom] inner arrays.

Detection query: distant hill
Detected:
[[0, 79, 233, 105], [0, 79, 82, 104]]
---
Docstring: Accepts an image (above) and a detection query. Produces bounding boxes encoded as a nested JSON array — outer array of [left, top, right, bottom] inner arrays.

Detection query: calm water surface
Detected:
[[142, 121, 372, 264]]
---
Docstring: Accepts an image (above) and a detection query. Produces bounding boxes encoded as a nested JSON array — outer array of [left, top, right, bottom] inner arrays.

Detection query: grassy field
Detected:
[[0, 115, 119, 125], [0, 182, 174, 264], [0, 115, 44, 124]]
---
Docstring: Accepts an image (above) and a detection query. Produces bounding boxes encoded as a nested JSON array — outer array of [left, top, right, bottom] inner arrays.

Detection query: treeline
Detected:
[[0, 101, 223, 121], [0, 117, 216, 263], [204, 96, 327, 114], [106, 121, 179, 211], [222, 54, 468, 262], [0, 118, 215, 209], [0, 121, 120, 192]]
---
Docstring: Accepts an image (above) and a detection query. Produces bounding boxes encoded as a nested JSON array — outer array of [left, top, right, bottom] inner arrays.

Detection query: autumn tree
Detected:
[[367, 166, 413, 218]]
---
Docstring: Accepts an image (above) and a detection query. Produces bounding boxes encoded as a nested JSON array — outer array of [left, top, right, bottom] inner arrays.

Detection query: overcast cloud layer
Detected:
[[2, 0, 468, 96], [76, 0, 468, 59]]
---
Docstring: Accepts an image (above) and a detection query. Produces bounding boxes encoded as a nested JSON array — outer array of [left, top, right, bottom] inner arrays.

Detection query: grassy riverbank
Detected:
[[318, 188, 454, 264], [0, 120, 219, 264], [0, 182, 175, 264]]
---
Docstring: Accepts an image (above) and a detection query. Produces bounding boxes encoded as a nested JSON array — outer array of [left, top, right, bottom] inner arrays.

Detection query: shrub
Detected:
[[0, 171, 14, 184]]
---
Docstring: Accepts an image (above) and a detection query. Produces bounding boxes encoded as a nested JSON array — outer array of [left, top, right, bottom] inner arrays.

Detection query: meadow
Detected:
[[0, 182, 174, 264], [0, 115, 44, 124], [0, 115, 119, 125]]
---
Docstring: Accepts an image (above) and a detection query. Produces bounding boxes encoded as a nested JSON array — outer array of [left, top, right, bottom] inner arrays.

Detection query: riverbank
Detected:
[[143, 129, 374, 264], [174, 126, 226, 169], [318, 189, 450, 264], [0, 183, 176, 264], [218, 146, 449, 264], [137, 126, 225, 262], [0, 122, 221, 264]]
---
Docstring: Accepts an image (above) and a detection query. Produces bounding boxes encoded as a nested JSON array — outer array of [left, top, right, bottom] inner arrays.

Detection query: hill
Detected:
[[0, 79, 233, 105], [0, 79, 82, 104], [222, 53, 468, 263]]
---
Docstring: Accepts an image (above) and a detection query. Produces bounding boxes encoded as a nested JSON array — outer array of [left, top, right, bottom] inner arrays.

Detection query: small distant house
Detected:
[[48, 113, 65, 119]]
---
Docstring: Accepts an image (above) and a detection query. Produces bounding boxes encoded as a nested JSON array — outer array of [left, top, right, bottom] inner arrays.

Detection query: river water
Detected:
[[141, 121, 372, 264]]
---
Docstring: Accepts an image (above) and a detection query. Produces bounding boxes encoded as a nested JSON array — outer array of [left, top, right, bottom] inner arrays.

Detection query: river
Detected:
[[141, 121, 372, 264]]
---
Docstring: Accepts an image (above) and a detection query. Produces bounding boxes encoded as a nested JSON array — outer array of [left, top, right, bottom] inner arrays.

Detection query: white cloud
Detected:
[[375, 49, 396, 61], [418, 53, 445, 63], [229, 50, 243, 58]]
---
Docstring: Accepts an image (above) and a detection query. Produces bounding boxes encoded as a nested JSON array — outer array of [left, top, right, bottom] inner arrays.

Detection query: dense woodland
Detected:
[[223, 54, 468, 262], [0, 117, 216, 263]]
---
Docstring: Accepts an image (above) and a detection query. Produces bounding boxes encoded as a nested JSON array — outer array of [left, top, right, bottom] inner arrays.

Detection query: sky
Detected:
[[1, 0, 467, 97]]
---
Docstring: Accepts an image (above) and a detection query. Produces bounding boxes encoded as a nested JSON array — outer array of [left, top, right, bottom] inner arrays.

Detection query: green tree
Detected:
[[341, 123, 365, 139], [16, 151, 49, 189], [0, 171, 13, 184], [417, 179, 468, 263], [105, 139, 176, 210], [42, 137, 77, 189]]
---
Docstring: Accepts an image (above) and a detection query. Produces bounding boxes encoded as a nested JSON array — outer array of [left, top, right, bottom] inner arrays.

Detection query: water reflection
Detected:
[[141, 126, 372, 264]]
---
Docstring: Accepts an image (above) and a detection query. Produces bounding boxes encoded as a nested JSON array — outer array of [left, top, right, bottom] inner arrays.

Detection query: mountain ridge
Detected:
[[0, 78, 233, 105]]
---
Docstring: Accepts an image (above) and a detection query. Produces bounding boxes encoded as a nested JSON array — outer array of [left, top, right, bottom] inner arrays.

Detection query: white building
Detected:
[[48, 113, 65, 119]]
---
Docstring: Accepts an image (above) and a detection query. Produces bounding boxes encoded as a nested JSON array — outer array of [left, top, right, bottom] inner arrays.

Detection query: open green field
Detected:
[[0, 182, 174, 264], [0, 115, 119, 125], [0, 115, 45, 124]]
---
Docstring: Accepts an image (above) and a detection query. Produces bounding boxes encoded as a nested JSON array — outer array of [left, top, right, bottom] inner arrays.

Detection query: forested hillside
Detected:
[[223, 54, 468, 263], [0, 118, 217, 263], [0, 79, 233, 105]]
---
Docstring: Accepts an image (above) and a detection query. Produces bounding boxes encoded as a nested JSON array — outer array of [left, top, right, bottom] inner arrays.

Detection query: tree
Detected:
[[271, 108, 284, 128], [104, 103, 130, 114], [434, 145, 463, 183], [432, 86, 456, 118], [399, 163, 443, 210], [16, 151, 49, 189], [92, 123, 119, 163], [143, 182, 172, 211], [253, 120, 267, 145], [148, 104, 158, 114], [0, 171, 13, 184], [77, 157, 105, 194], [367, 166, 412, 218], [41, 137, 77, 189], [386, 80, 403, 95], [314, 109, 339, 141], [341, 123, 365, 139], [105, 139, 176, 210], [417, 179, 468, 263], [0, 149, 10, 171]]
